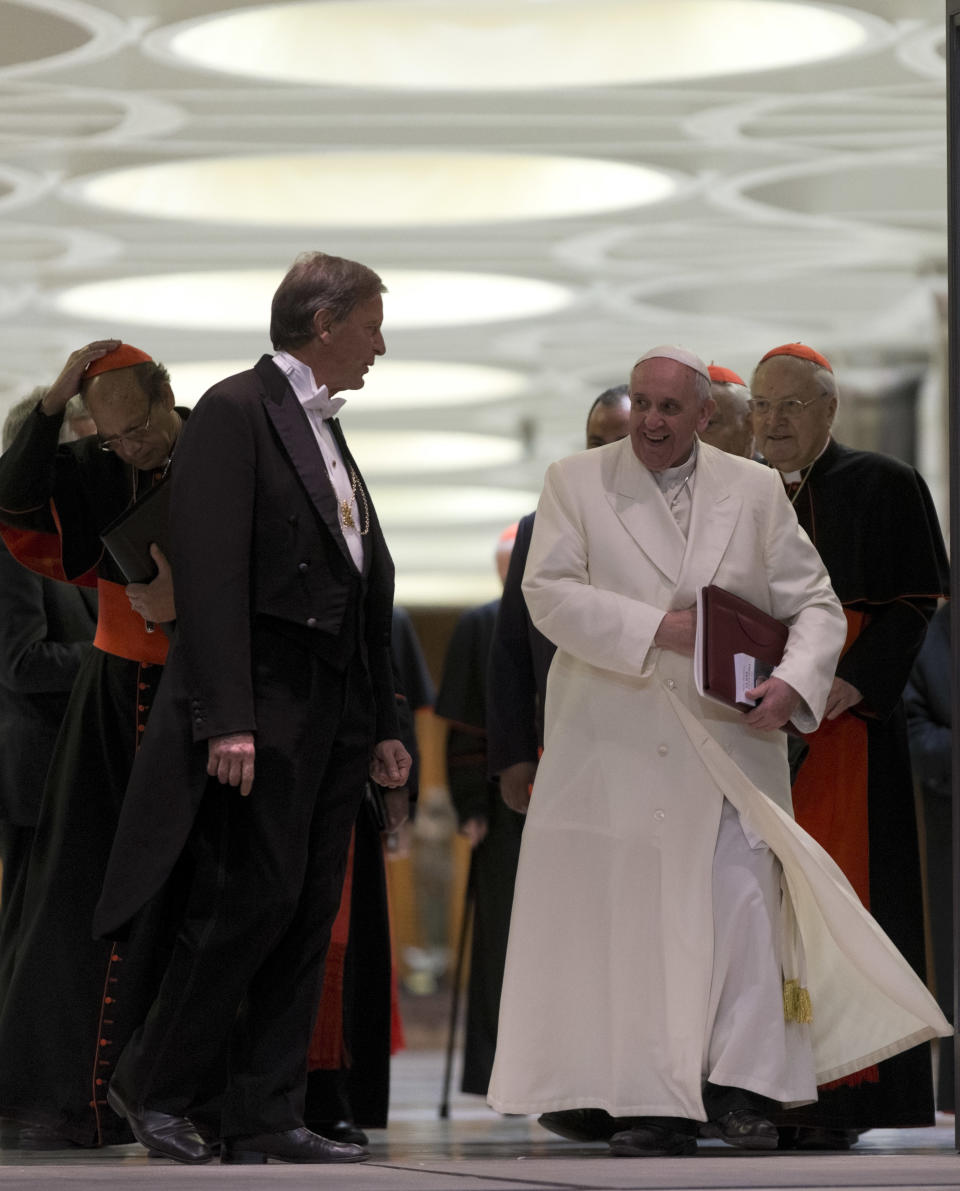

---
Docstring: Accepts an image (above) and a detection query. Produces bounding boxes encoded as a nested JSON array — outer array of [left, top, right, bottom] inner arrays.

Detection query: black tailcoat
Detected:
[[93, 356, 399, 1138], [96, 356, 398, 938]]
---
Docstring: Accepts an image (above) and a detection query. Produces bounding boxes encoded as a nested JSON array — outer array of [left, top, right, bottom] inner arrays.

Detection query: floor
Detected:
[[1, 1050, 957, 1190]]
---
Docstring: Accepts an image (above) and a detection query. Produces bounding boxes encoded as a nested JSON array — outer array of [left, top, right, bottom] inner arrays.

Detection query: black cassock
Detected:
[[0, 405, 185, 1145], [775, 437, 948, 1133], [905, 603, 953, 1114], [436, 597, 525, 1096]]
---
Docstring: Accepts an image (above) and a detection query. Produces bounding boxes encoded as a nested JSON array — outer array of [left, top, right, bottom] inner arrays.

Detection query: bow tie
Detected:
[[302, 391, 346, 420]]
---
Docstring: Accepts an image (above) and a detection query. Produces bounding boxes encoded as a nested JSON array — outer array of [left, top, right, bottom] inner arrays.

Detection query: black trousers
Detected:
[[113, 625, 375, 1138]]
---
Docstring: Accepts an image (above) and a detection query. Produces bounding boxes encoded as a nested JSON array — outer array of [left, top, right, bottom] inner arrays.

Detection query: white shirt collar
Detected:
[[273, 351, 346, 418]]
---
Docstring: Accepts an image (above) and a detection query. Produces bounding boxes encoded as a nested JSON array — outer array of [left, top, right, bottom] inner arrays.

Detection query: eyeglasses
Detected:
[[747, 397, 819, 420], [98, 409, 153, 452]]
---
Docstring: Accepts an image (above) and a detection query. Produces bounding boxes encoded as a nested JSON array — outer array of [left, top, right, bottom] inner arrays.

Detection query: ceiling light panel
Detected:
[[153, 1, 876, 90], [71, 152, 677, 227], [347, 431, 522, 475], [168, 360, 530, 410], [52, 269, 575, 330], [372, 486, 538, 528]]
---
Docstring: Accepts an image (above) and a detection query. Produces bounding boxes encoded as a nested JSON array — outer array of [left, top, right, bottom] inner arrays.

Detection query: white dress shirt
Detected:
[[272, 352, 364, 571]]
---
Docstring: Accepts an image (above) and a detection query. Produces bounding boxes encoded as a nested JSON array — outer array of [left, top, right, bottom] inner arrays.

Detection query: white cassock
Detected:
[[486, 437, 951, 1122]]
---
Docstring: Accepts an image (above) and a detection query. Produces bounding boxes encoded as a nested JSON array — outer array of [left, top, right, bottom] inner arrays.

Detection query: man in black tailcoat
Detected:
[[95, 252, 410, 1166]]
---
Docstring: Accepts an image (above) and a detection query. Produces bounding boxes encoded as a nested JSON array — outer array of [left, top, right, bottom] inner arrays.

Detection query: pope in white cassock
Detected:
[[486, 346, 951, 1157]]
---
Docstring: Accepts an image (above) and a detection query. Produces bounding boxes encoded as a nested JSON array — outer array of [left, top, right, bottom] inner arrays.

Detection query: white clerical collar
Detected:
[[780, 436, 830, 484], [273, 351, 346, 419], [651, 438, 698, 493]]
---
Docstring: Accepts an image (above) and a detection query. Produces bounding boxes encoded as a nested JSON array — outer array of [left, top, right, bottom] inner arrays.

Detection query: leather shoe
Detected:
[[701, 1107, 778, 1150], [221, 1126, 368, 1164], [539, 1109, 622, 1141], [106, 1085, 213, 1164], [778, 1125, 858, 1151], [609, 1122, 697, 1157], [310, 1118, 369, 1146]]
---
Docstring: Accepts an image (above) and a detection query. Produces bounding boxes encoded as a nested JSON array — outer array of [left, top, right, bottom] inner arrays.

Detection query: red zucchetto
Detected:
[[758, 343, 833, 373], [83, 344, 153, 378], [707, 365, 746, 386]]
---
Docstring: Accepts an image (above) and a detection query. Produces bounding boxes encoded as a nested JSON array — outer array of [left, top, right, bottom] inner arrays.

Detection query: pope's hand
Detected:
[[742, 676, 802, 732], [207, 732, 255, 797], [654, 608, 697, 656]]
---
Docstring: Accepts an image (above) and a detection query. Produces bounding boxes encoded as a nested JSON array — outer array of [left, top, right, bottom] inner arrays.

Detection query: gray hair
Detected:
[[692, 369, 712, 406], [270, 252, 386, 351], [3, 388, 48, 452], [750, 356, 840, 404], [711, 380, 751, 418]]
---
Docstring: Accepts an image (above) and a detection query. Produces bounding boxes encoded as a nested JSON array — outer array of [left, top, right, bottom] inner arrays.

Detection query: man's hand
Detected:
[[654, 608, 697, 657], [41, 340, 122, 416], [742, 676, 802, 732], [382, 787, 410, 833], [499, 760, 536, 815], [370, 739, 412, 789], [207, 732, 255, 797], [125, 544, 175, 625], [460, 815, 489, 848], [825, 676, 863, 721]]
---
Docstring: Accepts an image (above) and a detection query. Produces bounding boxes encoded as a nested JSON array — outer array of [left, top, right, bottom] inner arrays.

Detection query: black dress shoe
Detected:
[[310, 1118, 369, 1145], [220, 1126, 368, 1164], [609, 1121, 697, 1157], [701, 1107, 778, 1150], [105, 1085, 213, 1164], [538, 1109, 622, 1141], [790, 1126, 858, 1150]]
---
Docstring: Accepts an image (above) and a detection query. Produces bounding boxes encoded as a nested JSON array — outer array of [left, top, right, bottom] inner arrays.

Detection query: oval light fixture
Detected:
[[70, 151, 677, 227], [150, 0, 876, 90], [167, 359, 530, 410], [53, 268, 575, 330], [347, 431, 522, 475], [372, 485, 538, 527]]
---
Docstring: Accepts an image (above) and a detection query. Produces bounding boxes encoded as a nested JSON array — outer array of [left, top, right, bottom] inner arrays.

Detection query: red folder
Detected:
[[696, 584, 788, 712]]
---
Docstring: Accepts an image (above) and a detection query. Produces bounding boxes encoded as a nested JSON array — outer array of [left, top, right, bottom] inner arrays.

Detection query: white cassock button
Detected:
[[657, 743, 669, 756], [654, 809, 666, 821], [666, 679, 676, 690]]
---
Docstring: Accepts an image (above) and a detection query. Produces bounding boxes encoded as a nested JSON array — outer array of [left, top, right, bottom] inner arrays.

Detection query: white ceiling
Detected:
[[0, 0, 947, 604]]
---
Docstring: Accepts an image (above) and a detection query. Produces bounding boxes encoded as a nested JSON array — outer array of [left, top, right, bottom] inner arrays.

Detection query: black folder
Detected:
[[99, 480, 171, 584]]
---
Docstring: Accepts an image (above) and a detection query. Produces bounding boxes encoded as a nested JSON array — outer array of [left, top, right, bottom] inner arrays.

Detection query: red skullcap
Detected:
[[498, 522, 519, 546], [708, 365, 746, 387], [758, 343, 833, 373], [83, 344, 153, 378]]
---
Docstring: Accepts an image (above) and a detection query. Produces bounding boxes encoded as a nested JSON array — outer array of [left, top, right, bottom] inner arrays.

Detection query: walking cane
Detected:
[[439, 860, 475, 1118]]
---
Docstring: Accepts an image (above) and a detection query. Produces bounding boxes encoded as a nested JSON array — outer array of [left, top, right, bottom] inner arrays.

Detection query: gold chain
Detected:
[[340, 465, 370, 536]]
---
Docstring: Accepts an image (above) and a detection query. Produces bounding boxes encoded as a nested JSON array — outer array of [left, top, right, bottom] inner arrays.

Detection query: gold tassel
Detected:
[[783, 978, 813, 1024]]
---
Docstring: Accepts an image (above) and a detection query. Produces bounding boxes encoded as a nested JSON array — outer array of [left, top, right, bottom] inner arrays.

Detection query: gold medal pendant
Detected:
[[340, 499, 356, 530]]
